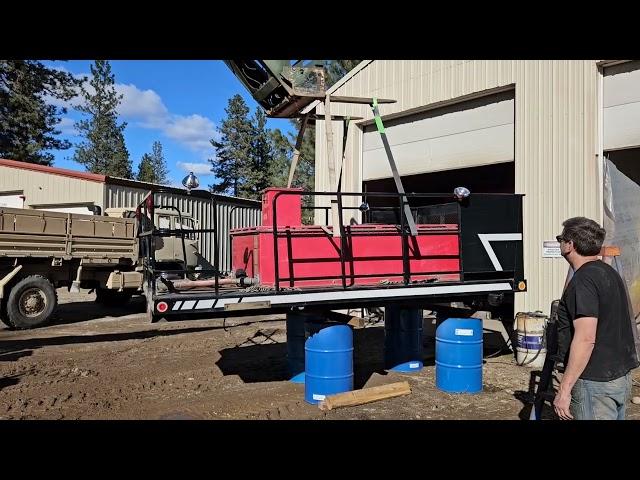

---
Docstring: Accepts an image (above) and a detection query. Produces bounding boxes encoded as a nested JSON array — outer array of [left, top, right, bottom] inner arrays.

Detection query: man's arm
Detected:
[[553, 316, 597, 419]]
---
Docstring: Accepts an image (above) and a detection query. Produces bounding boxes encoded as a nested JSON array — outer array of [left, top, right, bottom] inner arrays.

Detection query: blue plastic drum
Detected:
[[304, 325, 354, 404], [435, 318, 483, 393]]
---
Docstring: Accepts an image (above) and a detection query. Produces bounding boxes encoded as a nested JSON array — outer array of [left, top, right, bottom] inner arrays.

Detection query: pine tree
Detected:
[[136, 153, 155, 183], [150, 141, 169, 184], [137, 141, 169, 184], [73, 60, 132, 178], [268, 128, 292, 188], [0, 60, 82, 165], [325, 60, 362, 87], [209, 95, 253, 196], [239, 108, 273, 199]]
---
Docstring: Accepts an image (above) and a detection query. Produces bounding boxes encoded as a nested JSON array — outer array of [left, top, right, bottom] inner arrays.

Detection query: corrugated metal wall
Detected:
[[315, 60, 601, 314], [104, 184, 261, 273], [0, 166, 104, 207]]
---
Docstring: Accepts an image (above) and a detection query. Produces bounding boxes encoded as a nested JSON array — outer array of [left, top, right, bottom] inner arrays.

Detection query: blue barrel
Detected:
[[384, 306, 423, 372], [435, 318, 483, 393], [305, 325, 354, 404], [286, 312, 325, 383]]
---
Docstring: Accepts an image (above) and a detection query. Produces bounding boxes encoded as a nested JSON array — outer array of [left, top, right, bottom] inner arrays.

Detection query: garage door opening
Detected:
[[363, 162, 515, 224], [360, 88, 515, 223]]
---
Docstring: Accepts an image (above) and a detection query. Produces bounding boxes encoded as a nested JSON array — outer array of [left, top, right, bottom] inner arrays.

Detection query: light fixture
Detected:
[[453, 186, 471, 200], [182, 172, 200, 194]]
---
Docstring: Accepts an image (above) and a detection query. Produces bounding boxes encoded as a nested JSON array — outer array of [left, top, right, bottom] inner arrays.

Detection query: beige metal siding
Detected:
[[315, 60, 601, 314], [0, 166, 104, 208], [104, 184, 260, 273]]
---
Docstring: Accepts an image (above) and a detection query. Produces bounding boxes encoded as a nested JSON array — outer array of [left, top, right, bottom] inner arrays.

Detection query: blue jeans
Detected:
[[570, 372, 633, 420]]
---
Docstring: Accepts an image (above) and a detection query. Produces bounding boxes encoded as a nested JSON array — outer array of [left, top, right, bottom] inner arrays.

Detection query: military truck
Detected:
[[0, 205, 199, 329]]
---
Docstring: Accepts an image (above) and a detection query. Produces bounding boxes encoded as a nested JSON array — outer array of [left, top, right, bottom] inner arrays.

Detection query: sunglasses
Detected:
[[556, 235, 568, 243]]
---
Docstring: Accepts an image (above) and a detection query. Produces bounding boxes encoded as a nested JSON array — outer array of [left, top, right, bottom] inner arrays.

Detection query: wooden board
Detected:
[[318, 381, 411, 410]]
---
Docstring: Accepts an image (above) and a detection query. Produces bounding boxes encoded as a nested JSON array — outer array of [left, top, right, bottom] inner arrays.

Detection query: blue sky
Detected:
[[42, 60, 296, 186]]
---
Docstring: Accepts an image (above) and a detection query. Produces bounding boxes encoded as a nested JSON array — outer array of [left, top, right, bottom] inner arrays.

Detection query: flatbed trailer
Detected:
[[140, 188, 526, 322]]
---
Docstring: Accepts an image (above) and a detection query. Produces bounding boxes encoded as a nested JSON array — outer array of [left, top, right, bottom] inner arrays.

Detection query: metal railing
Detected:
[[269, 190, 463, 292]]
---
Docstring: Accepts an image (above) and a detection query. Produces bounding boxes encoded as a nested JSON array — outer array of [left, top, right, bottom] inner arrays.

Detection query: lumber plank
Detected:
[[318, 381, 411, 410]]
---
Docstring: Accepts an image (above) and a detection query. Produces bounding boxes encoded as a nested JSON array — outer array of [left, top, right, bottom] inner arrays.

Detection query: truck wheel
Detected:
[[6, 275, 57, 329], [95, 288, 133, 305], [0, 299, 14, 329]]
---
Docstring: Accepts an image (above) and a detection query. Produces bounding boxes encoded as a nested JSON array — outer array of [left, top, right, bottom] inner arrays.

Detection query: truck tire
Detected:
[[6, 275, 57, 329], [95, 288, 133, 306], [0, 299, 14, 329]]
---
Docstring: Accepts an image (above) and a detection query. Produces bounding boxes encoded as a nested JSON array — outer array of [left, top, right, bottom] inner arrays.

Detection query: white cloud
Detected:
[[164, 115, 216, 155], [57, 117, 76, 136], [49, 64, 69, 73], [177, 161, 213, 175], [43, 70, 218, 156], [115, 83, 169, 128]]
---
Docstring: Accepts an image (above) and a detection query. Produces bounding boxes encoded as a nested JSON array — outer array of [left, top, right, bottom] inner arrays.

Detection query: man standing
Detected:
[[553, 217, 639, 420]]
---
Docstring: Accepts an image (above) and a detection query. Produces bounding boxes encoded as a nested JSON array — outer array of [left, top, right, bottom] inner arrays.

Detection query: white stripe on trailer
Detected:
[[172, 301, 183, 311], [180, 300, 197, 310], [195, 299, 216, 309], [190, 282, 512, 311], [477, 233, 522, 271]]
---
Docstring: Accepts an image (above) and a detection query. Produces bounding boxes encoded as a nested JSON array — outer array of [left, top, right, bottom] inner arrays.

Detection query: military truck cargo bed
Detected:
[[0, 207, 137, 261]]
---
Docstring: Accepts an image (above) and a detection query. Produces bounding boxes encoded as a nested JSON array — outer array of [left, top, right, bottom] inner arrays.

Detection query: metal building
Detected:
[[311, 60, 640, 316], [0, 159, 261, 272]]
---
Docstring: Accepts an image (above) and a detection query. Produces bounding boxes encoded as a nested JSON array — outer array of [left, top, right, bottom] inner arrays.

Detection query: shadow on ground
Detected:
[[0, 317, 282, 361], [514, 367, 558, 420], [216, 326, 439, 388], [51, 297, 147, 326]]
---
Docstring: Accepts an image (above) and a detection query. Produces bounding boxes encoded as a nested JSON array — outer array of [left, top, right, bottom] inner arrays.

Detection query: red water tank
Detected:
[[262, 187, 303, 227]]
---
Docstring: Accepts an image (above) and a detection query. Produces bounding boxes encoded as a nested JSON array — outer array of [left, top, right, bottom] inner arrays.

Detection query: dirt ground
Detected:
[[1, 289, 639, 420]]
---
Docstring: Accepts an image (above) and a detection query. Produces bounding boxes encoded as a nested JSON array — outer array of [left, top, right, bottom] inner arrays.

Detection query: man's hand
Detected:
[[553, 387, 574, 420], [553, 316, 596, 421]]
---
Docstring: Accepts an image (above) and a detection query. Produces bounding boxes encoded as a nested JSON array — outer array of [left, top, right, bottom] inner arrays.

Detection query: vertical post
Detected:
[[212, 196, 219, 295], [336, 192, 347, 289], [287, 114, 309, 188], [335, 118, 352, 192], [400, 195, 410, 285], [272, 192, 281, 292], [457, 202, 464, 282], [324, 94, 341, 238]]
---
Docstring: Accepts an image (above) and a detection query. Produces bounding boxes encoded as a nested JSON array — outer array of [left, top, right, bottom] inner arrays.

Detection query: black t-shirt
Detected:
[[557, 260, 639, 381]]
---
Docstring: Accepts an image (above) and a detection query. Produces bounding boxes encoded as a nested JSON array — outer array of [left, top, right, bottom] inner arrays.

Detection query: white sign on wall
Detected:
[[542, 241, 562, 258]]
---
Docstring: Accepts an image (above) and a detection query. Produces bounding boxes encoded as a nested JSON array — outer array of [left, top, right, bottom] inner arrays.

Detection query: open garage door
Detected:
[[362, 90, 515, 212], [362, 90, 514, 181]]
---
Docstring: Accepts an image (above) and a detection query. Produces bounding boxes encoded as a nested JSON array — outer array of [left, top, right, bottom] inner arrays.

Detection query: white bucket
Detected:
[[514, 312, 548, 368]]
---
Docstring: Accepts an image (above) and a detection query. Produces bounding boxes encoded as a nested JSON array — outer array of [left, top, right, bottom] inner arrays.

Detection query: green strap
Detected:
[[371, 97, 385, 133]]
